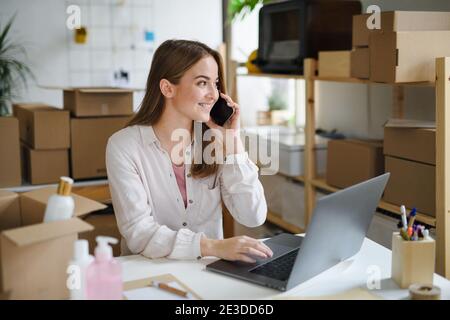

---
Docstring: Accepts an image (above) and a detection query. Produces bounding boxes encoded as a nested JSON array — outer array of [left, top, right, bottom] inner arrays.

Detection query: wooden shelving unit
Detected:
[[267, 211, 304, 234], [236, 57, 450, 279], [311, 177, 436, 227]]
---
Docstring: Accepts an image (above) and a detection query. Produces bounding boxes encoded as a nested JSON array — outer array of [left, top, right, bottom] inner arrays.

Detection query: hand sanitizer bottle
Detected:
[[86, 236, 123, 300], [67, 239, 94, 300], [43, 176, 75, 222]]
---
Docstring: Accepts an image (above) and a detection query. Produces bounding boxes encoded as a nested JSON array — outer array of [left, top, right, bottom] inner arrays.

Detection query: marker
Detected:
[[423, 229, 430, 240], [400, 205, 408, 231], [417, 225, 424, 238], [400, 228, 410, 241], [408, 208, 417, 229], [407, 227, 413, 238], [412, 229, 419, 241]]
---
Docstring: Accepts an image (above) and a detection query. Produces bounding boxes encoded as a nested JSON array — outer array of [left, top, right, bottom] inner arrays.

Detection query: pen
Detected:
[[152, 281, 190, 298], [412, 229, 419, 241], [400, 228, 410, 241], [400, 205, 407, 231], [408, 208, 417, 229], [407, 226, 413, 238]]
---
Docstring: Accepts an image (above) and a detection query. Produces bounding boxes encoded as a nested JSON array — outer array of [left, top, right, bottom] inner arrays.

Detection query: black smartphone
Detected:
[[210, 96, 234, 126]]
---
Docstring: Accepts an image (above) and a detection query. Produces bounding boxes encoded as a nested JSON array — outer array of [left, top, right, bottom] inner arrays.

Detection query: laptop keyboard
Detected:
[[250, 249, 299, 282]]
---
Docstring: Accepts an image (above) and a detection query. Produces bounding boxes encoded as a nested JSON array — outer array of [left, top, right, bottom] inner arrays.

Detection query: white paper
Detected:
[[123, 281, 196, 300]]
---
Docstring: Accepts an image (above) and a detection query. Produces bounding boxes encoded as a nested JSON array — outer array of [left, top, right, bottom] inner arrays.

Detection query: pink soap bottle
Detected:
[[86, 236, 123, 300]]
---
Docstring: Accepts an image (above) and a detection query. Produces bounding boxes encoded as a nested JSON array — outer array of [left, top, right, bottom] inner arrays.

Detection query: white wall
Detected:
[[0, 0, 223, 110], [233, 0, 450, 138]]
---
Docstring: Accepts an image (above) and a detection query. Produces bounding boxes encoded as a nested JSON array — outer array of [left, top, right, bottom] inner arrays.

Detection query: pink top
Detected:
[[172, 163, 187, 208]]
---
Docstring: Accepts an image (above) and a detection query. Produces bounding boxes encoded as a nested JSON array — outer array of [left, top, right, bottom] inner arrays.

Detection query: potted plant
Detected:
[[228, 0, 273, 22], [0, 14, 34, 116]]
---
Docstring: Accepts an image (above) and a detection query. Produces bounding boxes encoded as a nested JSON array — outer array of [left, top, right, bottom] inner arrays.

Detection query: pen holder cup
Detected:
[[391, 232, 435, 289]]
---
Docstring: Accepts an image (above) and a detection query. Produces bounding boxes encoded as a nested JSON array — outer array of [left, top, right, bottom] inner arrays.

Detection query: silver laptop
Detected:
[[206, 173, 390, 291]]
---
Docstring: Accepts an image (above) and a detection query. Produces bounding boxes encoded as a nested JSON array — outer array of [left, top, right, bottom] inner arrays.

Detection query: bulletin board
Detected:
[[65, 0, 155, 88]]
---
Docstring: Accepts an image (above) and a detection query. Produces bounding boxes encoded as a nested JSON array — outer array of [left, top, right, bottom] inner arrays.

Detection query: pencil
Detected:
[[154, 282, 189, 298]]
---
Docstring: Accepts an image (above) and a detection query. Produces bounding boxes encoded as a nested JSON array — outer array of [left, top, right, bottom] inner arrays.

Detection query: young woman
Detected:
[[106, 39, 272, 263]]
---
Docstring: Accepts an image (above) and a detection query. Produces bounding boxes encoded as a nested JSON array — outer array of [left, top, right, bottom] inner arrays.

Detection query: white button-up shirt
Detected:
[[106, 125, 267, 260]]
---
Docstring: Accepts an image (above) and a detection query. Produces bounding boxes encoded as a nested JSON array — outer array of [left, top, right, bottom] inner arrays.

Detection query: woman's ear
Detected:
[[160, 79, 175, 98]]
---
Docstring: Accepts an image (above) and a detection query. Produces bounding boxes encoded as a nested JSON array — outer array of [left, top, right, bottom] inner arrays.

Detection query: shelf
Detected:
[[310, 177, 339, 193], [313, 76, 435, 86], [238, 73, 434, 86], [237, 72, 305, 80], [276, 172, 305, 183], [378, 201, 436, 228], [266, 210, 305, 234], [310, 178, 436, 227], [313, 76, 371, 84]]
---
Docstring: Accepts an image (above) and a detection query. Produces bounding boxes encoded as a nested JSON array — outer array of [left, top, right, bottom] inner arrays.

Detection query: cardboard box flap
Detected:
[[385, 118, 436, 129], [21, 186, 107, 217], [15, 104, 62, 113], [2, 217, 93, 247], [0, 190, 18, 203]]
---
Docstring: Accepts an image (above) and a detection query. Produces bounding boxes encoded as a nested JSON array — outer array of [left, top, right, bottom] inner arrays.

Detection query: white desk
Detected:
[[118, 237, 450, 300]]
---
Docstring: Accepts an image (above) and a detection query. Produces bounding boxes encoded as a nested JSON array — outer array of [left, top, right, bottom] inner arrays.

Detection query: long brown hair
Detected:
[[127, 39, 226, 178]]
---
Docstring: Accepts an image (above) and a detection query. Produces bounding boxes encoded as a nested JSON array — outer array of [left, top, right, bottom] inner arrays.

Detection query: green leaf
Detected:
[[0, 13, 34, 116], [228, 0, 272, 22]]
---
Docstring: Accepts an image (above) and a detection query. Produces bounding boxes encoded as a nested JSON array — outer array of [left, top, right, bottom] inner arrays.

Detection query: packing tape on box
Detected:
[[409, 284, 441, 300]]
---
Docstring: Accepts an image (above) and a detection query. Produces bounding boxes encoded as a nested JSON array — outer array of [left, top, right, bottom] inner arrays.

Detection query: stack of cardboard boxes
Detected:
[[351, 11, 450, 83], [0, 187, 106, 299], [383, 124, 436, 217], [350, 13, 370, 79], [13, 104, 70, 185], [0, 117, 21, 188], [63, 88, 134, 180], [61, 88, 134, 257]]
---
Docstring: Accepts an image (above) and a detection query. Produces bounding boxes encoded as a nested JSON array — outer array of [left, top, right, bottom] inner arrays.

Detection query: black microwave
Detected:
[[256, 0, 361, 74]]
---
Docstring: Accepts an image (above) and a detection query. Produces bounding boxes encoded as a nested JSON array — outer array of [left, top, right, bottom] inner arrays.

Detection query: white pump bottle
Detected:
[[43, 176, 75, 222]]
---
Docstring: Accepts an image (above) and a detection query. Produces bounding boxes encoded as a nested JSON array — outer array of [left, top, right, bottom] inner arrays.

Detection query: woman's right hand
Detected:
[[201, 235, 273, 263]]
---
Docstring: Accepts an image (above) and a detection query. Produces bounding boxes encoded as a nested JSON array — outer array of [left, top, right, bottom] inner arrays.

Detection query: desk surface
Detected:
[[118, 237, 450, 300]]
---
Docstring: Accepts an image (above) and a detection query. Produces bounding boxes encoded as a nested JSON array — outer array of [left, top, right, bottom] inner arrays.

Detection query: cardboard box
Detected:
[[20, 186, 106, 226], [384, 156, 435, 216], [326, 139, 384, 189], [63, 88, 133, 117], [318, 51, 351, 78], [351, 47, 370, 79], [80, 211, 121, 257], [384, 127, 435, 165], [370, 31, 450, 83], [0, 191, 21, 232], [0, 187, 106, 299], [1, 218, 93, 299], [352, 13, 371, 47], [13, 104, 70, 149], [22, 144, 69, 185], [0, 117, 21, 188], [70, 117, 130, 179], [391, 232, 435, 289], [352, 11, 450, 47]]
